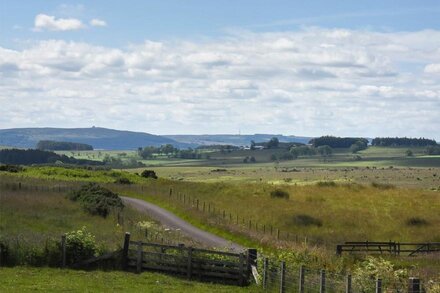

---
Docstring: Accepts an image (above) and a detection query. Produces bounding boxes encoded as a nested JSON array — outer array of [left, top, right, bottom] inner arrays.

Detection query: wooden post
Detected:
[[203, 202, 205, 212], [376, 278, 382, 293], [408, 277, 421, 293], [277, 229, 280, 240], [299, 265, 305, 293], [320, 269, 326, 293], [280, 261, 286, 293], [263, 224, 266, 234], [187, 247, 193, 280], [336, 245, 342, 255], [61, 234, 66, 268], [236, 214, 239, 224], [249, 219, 252, 230], [196, 199, 199, 210], [136, 242, 143, 273], [346, 274, 352, 293], [122, 232, 131, 269], [239, 253, 245, 286], [208, 203, 211, 213], [263, 258, 269, 289], [223, 210, 225, 219]]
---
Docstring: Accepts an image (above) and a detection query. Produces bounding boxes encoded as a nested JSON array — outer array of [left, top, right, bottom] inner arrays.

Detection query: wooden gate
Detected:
[[122, 233, 254, 286]]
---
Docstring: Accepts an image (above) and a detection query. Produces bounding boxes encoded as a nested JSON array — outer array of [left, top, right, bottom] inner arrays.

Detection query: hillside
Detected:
[[0, 127, 189, 150], [165, 134, 312, 146]]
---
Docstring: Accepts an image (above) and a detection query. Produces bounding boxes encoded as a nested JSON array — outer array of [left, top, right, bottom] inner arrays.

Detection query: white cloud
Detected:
[[90, 19, 107, 27], [1, 28, 440, 138], [425, 63, 440, 74], [33, 14, 85, 31]]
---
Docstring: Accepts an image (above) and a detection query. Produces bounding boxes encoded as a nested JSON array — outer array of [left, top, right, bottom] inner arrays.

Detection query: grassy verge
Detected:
[[0, 267, 257, 292]]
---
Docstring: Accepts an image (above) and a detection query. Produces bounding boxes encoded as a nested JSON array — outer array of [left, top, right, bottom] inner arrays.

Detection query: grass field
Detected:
[[0, 180, 196, 265], [0, 267, 255, 292]]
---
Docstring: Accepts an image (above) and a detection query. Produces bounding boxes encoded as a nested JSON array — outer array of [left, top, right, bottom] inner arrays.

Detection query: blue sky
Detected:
[[1, 1, 440, 138]]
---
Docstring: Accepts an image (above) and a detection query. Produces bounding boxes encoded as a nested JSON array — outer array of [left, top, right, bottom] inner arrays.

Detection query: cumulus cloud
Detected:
[[1, 28, 440, 138], [90, 19, 107, 27], [425, 63, 440, 74], [33, 14, 85, 31]]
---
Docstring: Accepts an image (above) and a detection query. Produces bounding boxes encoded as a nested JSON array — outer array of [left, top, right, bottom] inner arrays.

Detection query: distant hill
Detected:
[[165, 134, 313, 146], [0, 127, 189, 150]]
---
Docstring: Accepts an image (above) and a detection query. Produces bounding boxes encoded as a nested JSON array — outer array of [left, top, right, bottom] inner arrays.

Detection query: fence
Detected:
[[336, 241, 440, 256], [122, 233, 254, 286], [256, 256, 438, 293]]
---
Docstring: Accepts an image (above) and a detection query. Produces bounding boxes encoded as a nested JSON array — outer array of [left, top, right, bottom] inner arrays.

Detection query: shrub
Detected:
[[292, 214, 323, 227], [270, 189, 290, 199], [371, 182, 395, 189], [353, 257, 408, 292], [316, 181, 337, 187], [69, 183, 124, 217], [0, 164, 23, 173], [406, 217, 430, 226], [114, 177, 132, 184], [65, 227, 100, 264], [140, 169, 158, 179]]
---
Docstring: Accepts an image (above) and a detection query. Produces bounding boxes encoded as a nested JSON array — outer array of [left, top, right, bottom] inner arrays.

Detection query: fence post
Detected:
[[239, 253, 245, 286], [346, 274, 352, 293], [277, 229, 280, 240], [408, 277, 420, 293], [196, 199, 199, 210], [263, 258, 269, 289], [122, 232, 131, 270], [61, 234, 66, 268], [376, 278, 382, 293], [136, 242, 143, 274], [187, 247, 193, 280], [320, 269, 326, 293], [336, 245, 342, 255], [279, 261, 286, 293], [299, 265, 305, 293]]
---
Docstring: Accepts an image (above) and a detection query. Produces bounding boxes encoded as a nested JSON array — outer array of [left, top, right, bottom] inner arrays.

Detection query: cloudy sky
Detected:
[[1, 1, 440, 139]]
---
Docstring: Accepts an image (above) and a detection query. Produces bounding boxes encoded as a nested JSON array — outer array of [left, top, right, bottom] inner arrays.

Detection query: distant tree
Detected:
[[37, 140, 93, 151], [309, 136, 368, 148], [350, 141, 368, 153], [243, 157, 249, 163], [267, 137, 279, 149], [270, 154, 278, 161], [405, 149, 413, 156], [250, 156, 256, 163], [426, 145, 440, 155], [316, 145, 333, 157], [141, 169, 158, 179], [372, 137, 436, 147]]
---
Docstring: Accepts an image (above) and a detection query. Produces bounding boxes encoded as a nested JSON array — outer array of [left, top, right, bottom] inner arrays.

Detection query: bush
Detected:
[[0, 164, 23, 173], [270, 189, 290, 199], [65, 227, 100, 265], [353, 257, 408, 292], [140, 169, 158, 179], [69, 183, 124, 217], [316, 181, 337, 187], [292, 214, 323, 227], [114, 177, 132, 184], [406, 217, 429, 226], [371, 182, 395, 189]]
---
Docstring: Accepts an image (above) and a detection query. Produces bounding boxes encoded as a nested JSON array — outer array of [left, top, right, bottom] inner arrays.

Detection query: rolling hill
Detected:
[[165, 134, 312, 146], [0, 127, 189, 150]]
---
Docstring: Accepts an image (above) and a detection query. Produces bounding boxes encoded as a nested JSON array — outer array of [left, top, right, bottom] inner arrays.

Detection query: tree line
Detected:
[[137, 144, 202, 159], [0, 149, 103, 165], [309, 136, 369, 149], [36, 140, 94, 151], [372, 137, 437, 147]]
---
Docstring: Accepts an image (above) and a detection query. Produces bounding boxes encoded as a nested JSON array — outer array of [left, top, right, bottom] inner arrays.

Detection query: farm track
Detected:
[[121, 196, 244, 252]]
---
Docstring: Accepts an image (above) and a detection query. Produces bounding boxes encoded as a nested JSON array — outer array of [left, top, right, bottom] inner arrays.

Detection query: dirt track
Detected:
[[121, 196, 244, 252]]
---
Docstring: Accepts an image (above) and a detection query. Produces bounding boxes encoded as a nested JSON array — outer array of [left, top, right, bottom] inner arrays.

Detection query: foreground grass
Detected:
[[0, 267, 256, 292]]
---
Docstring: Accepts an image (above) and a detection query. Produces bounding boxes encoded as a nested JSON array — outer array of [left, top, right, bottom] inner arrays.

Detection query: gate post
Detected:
[[376, 278, 382, 293], [320, 269, 326, 293], [136, 242, 143, 274], [122, 232, 130, 270], [299, 265, 305, 293], [346, 274, 352, 293]]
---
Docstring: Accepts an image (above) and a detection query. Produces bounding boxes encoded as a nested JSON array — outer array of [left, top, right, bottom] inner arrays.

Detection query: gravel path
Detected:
[[121, 196, 244, 252]]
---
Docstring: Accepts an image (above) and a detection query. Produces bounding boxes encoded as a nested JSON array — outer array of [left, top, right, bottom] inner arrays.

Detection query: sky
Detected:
[[1, 1, 440, 139]]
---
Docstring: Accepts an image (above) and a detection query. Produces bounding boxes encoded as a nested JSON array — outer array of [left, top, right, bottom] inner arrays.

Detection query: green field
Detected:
[[0, 267, 254, 292]]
